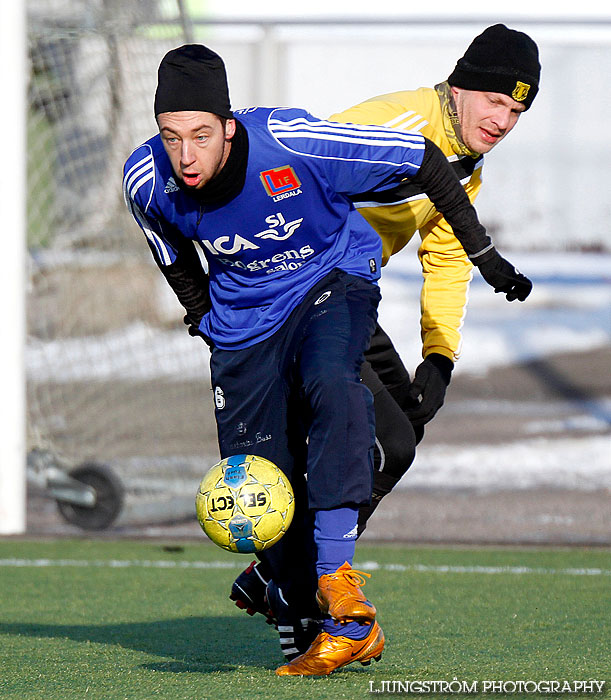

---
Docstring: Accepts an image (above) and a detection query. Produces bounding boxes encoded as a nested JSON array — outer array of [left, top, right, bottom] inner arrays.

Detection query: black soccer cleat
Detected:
[[230, 561, 322, 660], [266, 579, 322, 661], [230, 560, 276, 625]]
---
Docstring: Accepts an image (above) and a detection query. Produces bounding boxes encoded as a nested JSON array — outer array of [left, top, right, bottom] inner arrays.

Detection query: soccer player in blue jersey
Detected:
[[123, 44, 531, 676]]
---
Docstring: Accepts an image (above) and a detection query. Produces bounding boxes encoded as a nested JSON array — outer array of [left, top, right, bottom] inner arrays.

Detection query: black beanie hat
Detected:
[[154, 44, 233, 118], [448, 24, 540, 110]]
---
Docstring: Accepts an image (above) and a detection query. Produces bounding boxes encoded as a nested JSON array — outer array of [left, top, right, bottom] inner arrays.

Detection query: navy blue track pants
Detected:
[[209, 269, 380, 601]]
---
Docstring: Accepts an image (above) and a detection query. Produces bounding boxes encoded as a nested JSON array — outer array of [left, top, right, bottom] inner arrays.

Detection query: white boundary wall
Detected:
[[0, 2, 26, 534]]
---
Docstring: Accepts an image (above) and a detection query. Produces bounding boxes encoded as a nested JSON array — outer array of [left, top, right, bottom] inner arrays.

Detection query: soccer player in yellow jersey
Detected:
[[329, 23, 541, 532]]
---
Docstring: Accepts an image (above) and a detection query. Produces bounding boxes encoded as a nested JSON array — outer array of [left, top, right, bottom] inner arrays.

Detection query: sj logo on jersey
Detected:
[[260, 165, 302, 201]]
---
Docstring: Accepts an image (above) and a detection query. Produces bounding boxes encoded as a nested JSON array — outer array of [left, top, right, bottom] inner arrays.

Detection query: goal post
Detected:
[[0, 1, 27, 534]]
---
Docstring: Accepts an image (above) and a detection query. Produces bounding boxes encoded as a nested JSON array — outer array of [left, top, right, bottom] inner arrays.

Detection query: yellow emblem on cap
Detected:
[[512, 81, 531, 102]]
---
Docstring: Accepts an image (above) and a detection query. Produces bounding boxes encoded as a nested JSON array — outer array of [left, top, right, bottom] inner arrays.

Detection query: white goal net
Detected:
[[26, 0, 220, 529], [24, 2, 611, 530]]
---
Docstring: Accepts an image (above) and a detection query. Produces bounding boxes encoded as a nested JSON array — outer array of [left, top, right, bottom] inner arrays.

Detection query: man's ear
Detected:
[[225, 118, 236, 140]]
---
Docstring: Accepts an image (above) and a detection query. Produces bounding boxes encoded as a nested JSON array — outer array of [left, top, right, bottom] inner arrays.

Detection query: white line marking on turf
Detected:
[[0, 559, 609, 576], [0, 558, 243, 569], [358, 561, 611, 576]]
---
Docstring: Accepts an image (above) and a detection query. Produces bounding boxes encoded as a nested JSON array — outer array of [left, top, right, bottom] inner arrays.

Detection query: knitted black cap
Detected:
[[154, 44, 233, 118], [448, 24, 540, 110]]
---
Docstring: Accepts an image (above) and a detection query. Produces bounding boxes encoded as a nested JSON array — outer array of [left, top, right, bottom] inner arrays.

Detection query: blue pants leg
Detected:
[[209, 270, 380, 609], [210, 339, 317, 610], [297, 273, 379, 510]]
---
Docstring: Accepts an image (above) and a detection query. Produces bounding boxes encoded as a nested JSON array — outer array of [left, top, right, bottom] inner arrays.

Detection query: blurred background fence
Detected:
[[24, 0, 611, 530], [27, 1, 611, 253]]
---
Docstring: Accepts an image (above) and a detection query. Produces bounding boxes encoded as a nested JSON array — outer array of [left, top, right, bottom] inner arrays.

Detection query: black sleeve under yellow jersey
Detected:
[[330, 87, 484, 362]]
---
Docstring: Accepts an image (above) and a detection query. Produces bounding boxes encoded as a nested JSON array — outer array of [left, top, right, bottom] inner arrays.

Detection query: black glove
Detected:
[[183, 314, 214, 349], [477, 252, 533, 302], [405, 353, 454, 427]]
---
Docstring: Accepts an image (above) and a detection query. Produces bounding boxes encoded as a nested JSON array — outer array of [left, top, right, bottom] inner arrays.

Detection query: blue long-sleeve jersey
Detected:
[[123, 107, 425, 349]]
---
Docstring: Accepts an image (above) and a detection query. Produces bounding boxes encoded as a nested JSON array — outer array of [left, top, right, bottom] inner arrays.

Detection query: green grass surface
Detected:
[[0, 540, 609, 699]]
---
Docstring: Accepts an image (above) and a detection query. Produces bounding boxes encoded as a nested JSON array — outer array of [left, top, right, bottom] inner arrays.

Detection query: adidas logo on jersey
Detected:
[[164, 177, 179, 194]]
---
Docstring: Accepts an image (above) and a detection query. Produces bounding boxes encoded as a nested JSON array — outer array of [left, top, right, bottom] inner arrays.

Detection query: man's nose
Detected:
[[493, 108, 512, 131], [181, 142, 195, 166]]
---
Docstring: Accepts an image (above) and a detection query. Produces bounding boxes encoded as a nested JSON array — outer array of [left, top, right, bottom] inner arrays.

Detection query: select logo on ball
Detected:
[[196, 454, 295, 553]]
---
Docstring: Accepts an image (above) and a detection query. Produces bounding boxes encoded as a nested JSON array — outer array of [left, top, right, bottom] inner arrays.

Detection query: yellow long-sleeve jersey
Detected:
[[330, 84, 484, 363]]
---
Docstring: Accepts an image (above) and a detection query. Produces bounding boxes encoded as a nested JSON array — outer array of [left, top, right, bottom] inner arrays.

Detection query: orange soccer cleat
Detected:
[[275, 620, 385, 676], [316, 561, 376, 624]]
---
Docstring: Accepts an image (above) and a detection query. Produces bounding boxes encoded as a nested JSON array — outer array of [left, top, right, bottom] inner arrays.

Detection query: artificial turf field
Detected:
[[0, 540, 609, 700]]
